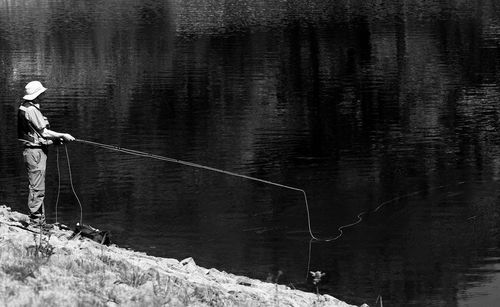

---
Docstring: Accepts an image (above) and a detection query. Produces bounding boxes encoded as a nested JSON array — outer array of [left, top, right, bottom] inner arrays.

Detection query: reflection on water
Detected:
[[2, 0, 500, 305]]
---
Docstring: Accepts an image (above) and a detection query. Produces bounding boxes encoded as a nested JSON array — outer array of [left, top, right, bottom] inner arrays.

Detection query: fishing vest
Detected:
[[17, 101, 49, 147]]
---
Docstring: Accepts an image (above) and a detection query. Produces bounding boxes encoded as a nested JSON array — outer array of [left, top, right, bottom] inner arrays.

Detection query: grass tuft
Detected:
[[116, 265, 151, 287]]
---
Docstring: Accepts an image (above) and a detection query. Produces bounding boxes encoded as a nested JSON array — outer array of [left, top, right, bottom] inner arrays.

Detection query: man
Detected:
[[17, 81, 75, 226]]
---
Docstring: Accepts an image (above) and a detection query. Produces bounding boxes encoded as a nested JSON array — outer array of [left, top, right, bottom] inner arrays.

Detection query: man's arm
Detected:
[[41, 128, 75, 142], [24, 105, 75, 142]]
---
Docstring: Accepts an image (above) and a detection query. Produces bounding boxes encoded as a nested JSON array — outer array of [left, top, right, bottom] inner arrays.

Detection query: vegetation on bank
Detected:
[[0, 206, 355, 307]]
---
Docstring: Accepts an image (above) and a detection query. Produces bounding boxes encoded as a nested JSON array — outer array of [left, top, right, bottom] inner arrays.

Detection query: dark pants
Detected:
[[23, 147, 47, 216]]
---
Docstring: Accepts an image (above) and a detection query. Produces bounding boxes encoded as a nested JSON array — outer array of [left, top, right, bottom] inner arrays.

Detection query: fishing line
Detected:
[[65, 144, 84, 225], [55, 146, 61, 224], [54, 144, 84, 225], [305, 181, 466, 278], [320, 181, 467, 242], [73, 138, 465, 243]]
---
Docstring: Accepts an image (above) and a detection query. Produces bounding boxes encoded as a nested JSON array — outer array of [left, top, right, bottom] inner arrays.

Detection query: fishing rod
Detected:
[[74, 139, 320, 239]]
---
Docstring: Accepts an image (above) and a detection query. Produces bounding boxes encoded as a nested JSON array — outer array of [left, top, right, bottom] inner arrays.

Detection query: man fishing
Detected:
[[17, 81, 75, 227]]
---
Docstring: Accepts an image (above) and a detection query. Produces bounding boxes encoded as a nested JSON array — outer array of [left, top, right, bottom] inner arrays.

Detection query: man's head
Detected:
[[23, 81, 47, 101]]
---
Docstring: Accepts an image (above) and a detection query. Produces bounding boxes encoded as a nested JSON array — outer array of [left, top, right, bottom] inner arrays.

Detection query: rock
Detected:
[[236, 276, 256, 287], [180, 257, 199, 273], [180, 256, 196, 266]]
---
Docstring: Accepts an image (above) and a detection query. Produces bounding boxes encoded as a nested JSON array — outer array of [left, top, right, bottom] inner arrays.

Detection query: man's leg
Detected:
[[23, 148, 47, 222]]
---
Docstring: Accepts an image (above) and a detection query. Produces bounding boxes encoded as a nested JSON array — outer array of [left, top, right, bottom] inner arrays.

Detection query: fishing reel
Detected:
[[53, 137, 65, 146]]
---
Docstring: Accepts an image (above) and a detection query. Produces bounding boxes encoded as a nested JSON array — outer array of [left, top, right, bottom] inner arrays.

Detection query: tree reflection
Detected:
[[1, 0, 500, 305]]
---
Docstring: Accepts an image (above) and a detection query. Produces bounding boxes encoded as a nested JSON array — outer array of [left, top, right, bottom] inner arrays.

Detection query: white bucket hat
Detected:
[[23, 81, 47, 101]]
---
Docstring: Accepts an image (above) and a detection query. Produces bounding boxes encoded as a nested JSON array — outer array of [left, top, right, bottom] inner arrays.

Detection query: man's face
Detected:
[[36, 92, 46, 103]]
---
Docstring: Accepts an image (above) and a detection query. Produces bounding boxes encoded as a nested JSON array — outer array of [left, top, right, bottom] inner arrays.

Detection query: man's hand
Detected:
[[63, 134, 76, 142]]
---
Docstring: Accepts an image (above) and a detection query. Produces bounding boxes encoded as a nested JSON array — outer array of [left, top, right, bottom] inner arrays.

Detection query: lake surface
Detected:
[[2, 1, 500, 305]]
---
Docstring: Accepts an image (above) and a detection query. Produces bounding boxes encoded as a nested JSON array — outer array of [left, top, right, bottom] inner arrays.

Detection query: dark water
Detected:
[[2, 1, 500, 305]]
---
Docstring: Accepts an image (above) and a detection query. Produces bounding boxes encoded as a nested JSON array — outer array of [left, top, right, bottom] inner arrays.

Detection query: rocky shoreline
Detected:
[[0, 205, 359, 306]]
